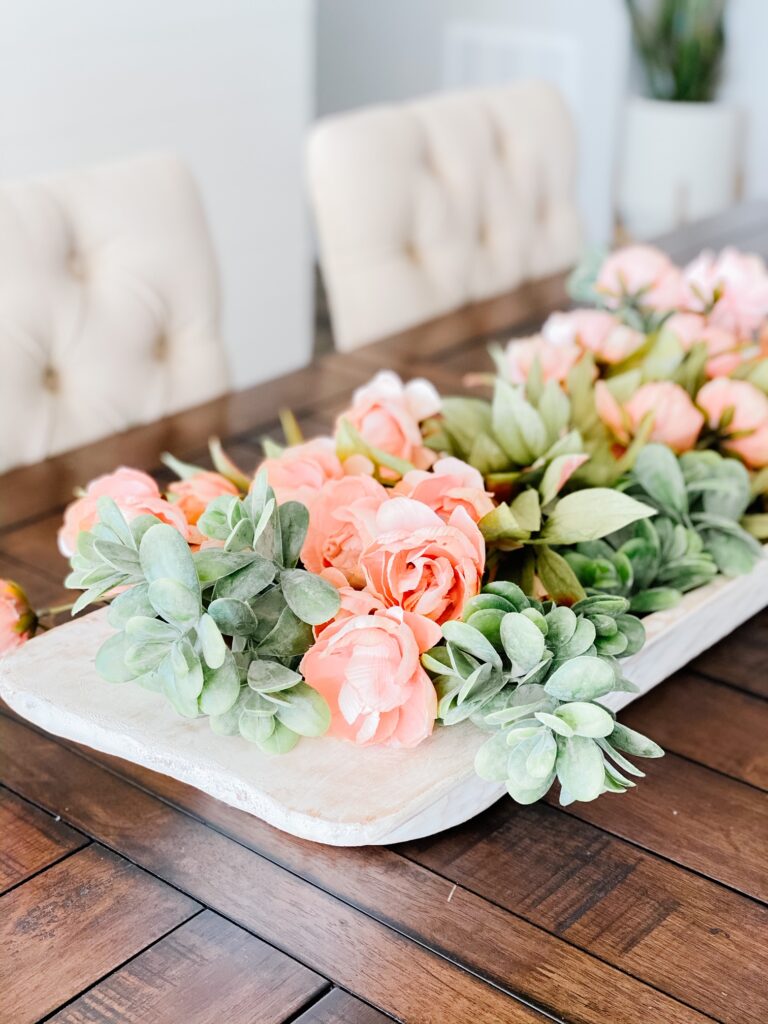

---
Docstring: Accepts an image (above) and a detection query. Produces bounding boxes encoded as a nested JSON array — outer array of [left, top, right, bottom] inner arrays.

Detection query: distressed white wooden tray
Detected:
[[1, 553, 767, 846]]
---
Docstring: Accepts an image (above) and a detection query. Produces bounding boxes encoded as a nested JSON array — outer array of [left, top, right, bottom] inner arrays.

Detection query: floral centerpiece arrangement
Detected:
[[4, 243, 768, 810]]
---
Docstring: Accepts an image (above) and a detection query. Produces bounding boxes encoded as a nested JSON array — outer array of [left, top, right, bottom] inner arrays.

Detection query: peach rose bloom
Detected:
[[300, 605, 441, 747], [301, 475, 389, 587], [0, 580, 35, 654], [684, 248, 768, 337], [361, 497, 485, 624], [697, 378, 768, 468], [596, 245, 685, 312], [313, 568, 387, 637], [543, 309, 645, 364], [505, 334, 582, 385], [662, 312, 749, 378], [258, 437, 344, 508], [338, 371, 440, 469], [58, 467, 191, 557], [394, 457, 495, 523], [168, 472, 239, 525], [595, 380, 704, 454]]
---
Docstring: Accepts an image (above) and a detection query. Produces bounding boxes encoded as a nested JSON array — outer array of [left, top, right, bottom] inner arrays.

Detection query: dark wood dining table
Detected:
[[1, 204, 767, 1024]]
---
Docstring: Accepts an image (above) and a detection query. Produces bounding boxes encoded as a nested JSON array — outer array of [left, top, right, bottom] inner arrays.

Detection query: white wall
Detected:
[[720, 0, 768, 202], [0, 0, 314, 389], [316, 0, 629, 246]]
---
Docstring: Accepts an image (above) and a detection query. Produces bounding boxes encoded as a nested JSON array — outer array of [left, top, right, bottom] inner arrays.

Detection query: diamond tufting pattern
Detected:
[[0, 153, 228, 472], [308, 81, 583, 352]]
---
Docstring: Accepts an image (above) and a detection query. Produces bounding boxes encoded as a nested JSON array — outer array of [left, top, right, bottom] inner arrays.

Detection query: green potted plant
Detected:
[[618, 0, 737, 238]]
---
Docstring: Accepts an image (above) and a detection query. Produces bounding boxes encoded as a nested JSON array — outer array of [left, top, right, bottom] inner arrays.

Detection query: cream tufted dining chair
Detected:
[[0, 154, 228, 472], [308, 81, 583, 352]]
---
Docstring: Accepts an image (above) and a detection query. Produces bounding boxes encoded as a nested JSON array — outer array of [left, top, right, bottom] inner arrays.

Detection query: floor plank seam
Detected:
[[33, 905, 207, 1024], [395, 849, 724, 1024], [688, 667, 768, 703], [0, 839, 91, 900]]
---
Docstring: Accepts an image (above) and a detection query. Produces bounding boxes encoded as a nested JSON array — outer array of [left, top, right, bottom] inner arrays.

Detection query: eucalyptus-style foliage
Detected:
[[66, 473, 340, 754], [421, 580, 661, 805], [562, 445, 763, 611]]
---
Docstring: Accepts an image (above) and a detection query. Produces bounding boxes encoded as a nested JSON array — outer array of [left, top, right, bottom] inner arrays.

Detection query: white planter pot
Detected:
[[2, 550, 767, 847], [617, 97, 741, 240]]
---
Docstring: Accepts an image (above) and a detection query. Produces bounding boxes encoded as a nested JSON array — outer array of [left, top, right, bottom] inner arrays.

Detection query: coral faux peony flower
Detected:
[[300, 605, 441, 747], [543, 309, 645, 365], [684, 248, 768, 338], [697, 378, 768, 468], [596, 245, 685, 312], [394, 457, 494, 524], [0, 580, 35, 654], [58, 468, 191, 557], [360, 497, 485, 624], [595, 380, 704, 454], [337, 371, 440, 469], [505, 334, 582, 385], [301, 475, 389, 587], [258, 437, 344, 508], [168, 472, 239, 526], [662, 312, 750, 379]]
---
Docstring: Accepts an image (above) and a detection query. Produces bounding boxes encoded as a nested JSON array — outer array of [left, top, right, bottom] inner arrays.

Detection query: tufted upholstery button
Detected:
[[153, 333, 169, 361], [0, 154, 229, 473], [404, 241, 420, 263], [68, 249, 86, 278], [308, 81, 583, 351], [42, 365, 60, 393]]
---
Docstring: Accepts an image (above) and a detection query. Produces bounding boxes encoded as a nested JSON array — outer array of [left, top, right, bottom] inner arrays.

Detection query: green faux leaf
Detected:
[[556, 735, 605, 802], [628, 587, 681, 613], [633, 444, 688, 519], [95, 496, 135, 548], [95, 631, 138, 683], [194, 549, 259, 585], [170, 639, 205, 701], [125, 616, 179, 643], [107, 584, 155, 628], [247, 659, 303, 693], [609, 722, 664, 758], [92, 539, 140, 576], [198, 652, 241, 715], [280, 569, 341, 625], [275, 683, 331, 737], [534, 711, 573, 737], [700, 529, 761, 577], [208, 597, 260, 637], [70, 574, 128, 616], [544, 656, 616, 701], [478, 503, 530, 544], [474, 729, 511, 781], [509, 489, 542, 533], [257, 605, 314, 658], [483, 581, 530, 609], [214, 557, 276, 601], [544, 606, 577, 647], [257, 718, 301, 754], [525, 728, 558, 779], [125, 639, 171, 675], [542, 489, 656, 544], [555, 701, 614, 738], [239, 707, 277, 745], [442, 620, 502, 670], [555, 617, 597, 659], [140, 523, 199, 592], [279, 501, 310, 568], [148, 578, 201, 630], [197, 612, 227, 669], [499, 612, 546, 674], [464, 609, 505, 649], [535, 545, 586, 605]]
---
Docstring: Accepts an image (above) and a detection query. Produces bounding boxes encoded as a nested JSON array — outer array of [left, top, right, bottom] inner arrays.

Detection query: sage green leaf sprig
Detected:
[[562, 445, 763, 613], [562, 445, 763, 612], [65, 472, 340, 755], [421, 580, 662, 805]]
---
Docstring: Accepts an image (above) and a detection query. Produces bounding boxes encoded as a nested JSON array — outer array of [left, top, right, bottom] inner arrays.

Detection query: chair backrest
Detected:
[[0, 153, 227, 472], [308, 81, 583, 352]]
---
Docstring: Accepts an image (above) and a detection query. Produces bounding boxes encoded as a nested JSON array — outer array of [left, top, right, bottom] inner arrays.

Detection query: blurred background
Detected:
[[1, 0, 763, 392]]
